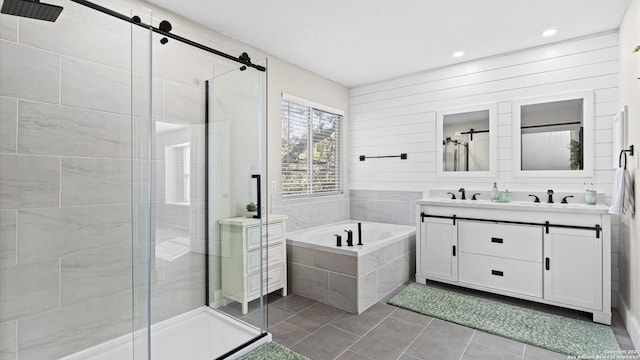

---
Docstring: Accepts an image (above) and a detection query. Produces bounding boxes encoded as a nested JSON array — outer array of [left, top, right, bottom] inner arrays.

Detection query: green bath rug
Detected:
[[388, 283, 620, 358], [241, 342, 309, 360]]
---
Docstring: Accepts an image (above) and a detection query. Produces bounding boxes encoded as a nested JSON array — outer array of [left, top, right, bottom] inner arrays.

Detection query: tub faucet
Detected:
[[458, 188, 466, 200], [344, 230, 353, 246], [547, 189, 554, 204], [357, 222, 363, 246]]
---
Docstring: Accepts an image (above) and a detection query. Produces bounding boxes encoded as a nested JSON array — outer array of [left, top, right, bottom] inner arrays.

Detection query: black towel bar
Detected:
[[359, 153, 407, 161], [619, 145, 634, 169]]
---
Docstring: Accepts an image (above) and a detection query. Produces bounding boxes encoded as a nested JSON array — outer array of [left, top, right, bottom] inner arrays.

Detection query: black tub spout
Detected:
[[344, 230, 353, 246]]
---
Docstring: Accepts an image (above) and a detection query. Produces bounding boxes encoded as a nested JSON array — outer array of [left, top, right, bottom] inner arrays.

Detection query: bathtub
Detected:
[[287, 221, 416, 313]]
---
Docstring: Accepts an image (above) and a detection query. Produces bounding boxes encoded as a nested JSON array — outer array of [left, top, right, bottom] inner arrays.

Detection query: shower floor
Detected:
[[61, 307, 269, 360]]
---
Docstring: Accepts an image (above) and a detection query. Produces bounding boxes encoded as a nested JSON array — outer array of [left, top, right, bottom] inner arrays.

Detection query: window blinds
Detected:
[[281, 96, 342, 196]]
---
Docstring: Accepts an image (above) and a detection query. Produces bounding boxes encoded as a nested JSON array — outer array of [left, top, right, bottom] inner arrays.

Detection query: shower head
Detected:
[[1, 0, 63, 22]]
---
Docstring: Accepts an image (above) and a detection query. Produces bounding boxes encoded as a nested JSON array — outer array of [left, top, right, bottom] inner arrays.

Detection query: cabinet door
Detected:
[[543, 227, 602, 310], [420, 217, 458, 281]]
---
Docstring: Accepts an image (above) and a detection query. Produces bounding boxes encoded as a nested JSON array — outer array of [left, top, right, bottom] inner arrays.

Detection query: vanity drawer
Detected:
[[247, 244, 285, 274], [247, 222, 284, 251], [459, 252, 542, 298], [458, 221, 542, 262], [247, 264, 284, 297]]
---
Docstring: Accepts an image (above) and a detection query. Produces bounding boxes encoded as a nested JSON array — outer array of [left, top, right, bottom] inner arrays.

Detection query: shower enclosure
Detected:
[[443, 138, 468, 171], [0, 1, 270, 359]]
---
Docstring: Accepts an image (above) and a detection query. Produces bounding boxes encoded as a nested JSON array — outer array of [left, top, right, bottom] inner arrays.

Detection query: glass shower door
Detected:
[[208, 66, 268, 340]]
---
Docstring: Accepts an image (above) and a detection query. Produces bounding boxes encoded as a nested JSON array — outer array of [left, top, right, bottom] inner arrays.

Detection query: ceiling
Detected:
[[144, 0, 630, 88]]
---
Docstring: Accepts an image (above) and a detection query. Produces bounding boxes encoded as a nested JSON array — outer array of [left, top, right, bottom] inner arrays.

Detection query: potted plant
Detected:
[[246, 202, 257, 218]]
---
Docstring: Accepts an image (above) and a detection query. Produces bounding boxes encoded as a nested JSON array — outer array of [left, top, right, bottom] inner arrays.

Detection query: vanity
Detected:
[[416, 198, 611, 325]]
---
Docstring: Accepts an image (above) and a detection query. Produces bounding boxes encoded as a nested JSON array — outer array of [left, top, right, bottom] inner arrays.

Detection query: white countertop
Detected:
[[219, 214, 288, 226], [417, 198, 610, 215]]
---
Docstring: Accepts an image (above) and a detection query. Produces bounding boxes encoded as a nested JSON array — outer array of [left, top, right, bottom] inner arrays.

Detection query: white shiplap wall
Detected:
[[349, 32, 618, 193], [349, 31, 620, 300]]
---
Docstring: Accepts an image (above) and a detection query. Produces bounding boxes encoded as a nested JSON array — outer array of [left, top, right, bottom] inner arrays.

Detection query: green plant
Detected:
[[246, 202, 257, 212], [569, 139, 581, 170]]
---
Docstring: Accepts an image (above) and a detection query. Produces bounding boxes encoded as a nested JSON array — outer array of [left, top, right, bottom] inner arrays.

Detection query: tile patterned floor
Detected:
[[222, 282, 638, 360]]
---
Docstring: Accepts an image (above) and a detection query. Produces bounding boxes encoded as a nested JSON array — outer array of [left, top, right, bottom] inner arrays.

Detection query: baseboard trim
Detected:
[[617, 292, 640, 350]]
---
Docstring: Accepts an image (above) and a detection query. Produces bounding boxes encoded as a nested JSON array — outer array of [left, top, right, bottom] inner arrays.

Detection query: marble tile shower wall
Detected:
[[350, 190, 424, 226], [0, 5, 209, 359], [271, 194, 350, 232]]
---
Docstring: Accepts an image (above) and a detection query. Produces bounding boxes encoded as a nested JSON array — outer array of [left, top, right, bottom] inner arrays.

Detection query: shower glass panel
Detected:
[[132, 8, 153, 360], [443, 140, 468, 171], [0, 1, 143, 358], [208, 65, 268, 335], [0, 1, 269, 358]]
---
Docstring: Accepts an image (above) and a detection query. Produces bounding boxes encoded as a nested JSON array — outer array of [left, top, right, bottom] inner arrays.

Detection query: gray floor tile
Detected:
[[405, 319, 473, 360], [272, 294, 318, 313], [241, 305, 296, 328], [285, 303, 346, 333], [390, 307, 433, 327], [335, 350, 372, 360], [398, 354, 422, 360], [349, 316, 425, 360], [331, 302, 395, 336], [380, 283, 409, 303], [291, 324, 359, 360], [523, 345, 567, 360], [470, 331, 525, 356], [461, 343, 521, 360], [270, 321, 311, 348]]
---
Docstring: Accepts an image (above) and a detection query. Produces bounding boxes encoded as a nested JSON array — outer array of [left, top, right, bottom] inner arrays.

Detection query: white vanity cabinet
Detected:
[[544, 227, 603, 312], [416, 199, 611, 324], [458, 221, 543, 298], [220, 215, 288, 314], [420, 217, 458, 282]]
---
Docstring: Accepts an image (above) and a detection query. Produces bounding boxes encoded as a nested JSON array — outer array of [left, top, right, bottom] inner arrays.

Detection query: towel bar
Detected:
[[619, 145, 634, 169]]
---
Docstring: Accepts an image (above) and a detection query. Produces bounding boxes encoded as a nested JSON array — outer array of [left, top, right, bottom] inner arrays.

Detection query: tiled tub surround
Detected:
[[271, 194, 350, 232], [287, 221, 416, 314], [350, 190, 424, 226]]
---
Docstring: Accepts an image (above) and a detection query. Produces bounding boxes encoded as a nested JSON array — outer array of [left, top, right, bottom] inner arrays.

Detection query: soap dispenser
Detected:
[[491, 182, 499, 201]]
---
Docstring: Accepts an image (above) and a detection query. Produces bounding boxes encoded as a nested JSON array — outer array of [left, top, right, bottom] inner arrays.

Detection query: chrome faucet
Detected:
[[344, 230, 353, 246], [458, 188, 466, 200], [547, 189, 554, 204]]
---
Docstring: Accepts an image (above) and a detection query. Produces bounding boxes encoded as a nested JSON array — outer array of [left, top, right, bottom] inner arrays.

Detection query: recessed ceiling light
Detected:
[[453, 51, 465, 58], [542, 28, 558, 37]]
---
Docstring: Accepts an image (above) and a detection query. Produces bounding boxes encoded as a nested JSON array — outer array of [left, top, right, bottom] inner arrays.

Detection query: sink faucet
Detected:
[[458, 188, 466, 200], [547, 189, 554, 204], [344, 230, 353, 246]]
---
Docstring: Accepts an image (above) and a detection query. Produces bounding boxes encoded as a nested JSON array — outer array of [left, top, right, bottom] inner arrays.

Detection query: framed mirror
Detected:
[[513, 90, 593, 177], [436, 103, 497, 177]]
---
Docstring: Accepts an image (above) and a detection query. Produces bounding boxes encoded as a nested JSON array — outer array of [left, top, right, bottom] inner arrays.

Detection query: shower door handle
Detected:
[[251, 174, 261, 219]]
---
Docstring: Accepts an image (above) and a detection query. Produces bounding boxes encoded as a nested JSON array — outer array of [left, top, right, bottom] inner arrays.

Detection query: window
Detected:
[[281, 94, 343, 197], [165, 143, 190, 204]]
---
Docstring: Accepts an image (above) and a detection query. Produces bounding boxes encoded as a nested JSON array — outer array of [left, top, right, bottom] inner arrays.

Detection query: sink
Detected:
[[428, 198, 599, 209]]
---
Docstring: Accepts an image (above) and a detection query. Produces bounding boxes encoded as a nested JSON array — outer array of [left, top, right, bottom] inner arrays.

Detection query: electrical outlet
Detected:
[[271, 181, 277, 192]]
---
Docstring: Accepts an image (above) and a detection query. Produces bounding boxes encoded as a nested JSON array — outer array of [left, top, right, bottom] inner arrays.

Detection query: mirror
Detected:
[[436, 104, 497, 177], [513, 91, 593, 177]]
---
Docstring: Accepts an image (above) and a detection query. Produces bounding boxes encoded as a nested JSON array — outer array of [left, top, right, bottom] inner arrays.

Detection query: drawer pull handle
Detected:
[[491, 270, 504, 277], [452, 245, 456, 256], [545, 258, 550, 271], [491, 237, 503, 244]]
